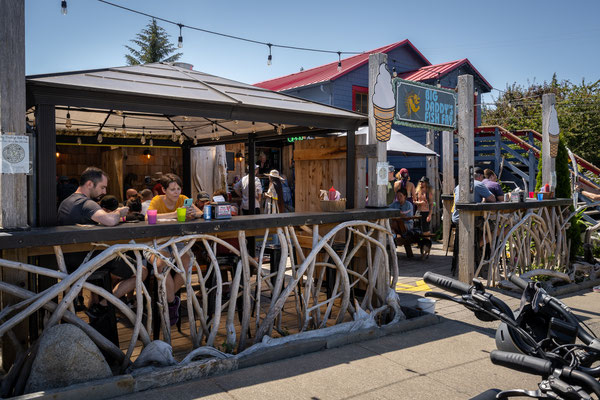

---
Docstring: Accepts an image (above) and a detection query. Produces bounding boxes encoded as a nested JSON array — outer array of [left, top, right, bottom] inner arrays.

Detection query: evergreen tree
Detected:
[[125, 19, 182, 65]]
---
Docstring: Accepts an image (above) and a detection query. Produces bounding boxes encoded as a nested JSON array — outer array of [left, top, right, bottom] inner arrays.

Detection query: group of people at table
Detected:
[[55, 165, 288, 330]]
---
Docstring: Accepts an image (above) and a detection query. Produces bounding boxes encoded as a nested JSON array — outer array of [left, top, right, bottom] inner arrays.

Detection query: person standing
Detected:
[[233, 165, 262, 215], [394, 168, 415, 204], [264, 169, 285, 214], [414, 176, 433, 235], [386, 165, 397, 205]]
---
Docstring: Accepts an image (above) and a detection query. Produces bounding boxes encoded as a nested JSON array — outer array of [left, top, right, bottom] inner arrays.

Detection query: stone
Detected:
[[130, 340, 176, 370], [25, 323, 112, 393]]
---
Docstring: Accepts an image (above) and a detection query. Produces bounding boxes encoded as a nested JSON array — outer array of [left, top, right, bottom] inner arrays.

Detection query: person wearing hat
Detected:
[[386, 165, 397, 205], [264, 169, 285, 214], [414, 176, 433, 235], [450, 166, 496, 275], [194, 191, 211, 211], [394, 168, 415, 205], [234, 164, 263, 215]]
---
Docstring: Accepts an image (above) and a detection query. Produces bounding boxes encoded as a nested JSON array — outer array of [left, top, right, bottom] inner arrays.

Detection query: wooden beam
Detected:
[[346, 129, 356, 209], [442, 130, 454, 252], [35, 104, 57, 226], [542, 93, 556, 188], [355, 134, 367, 209], [367, 53, 388, 207], [457, 75, 475, 284], [0, 0, 28, 370]]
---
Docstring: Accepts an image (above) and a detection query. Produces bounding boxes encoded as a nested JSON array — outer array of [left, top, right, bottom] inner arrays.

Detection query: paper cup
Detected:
[[147, 209, 157, 224]]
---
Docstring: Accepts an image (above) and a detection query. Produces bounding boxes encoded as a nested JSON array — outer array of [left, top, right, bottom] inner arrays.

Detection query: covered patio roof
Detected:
[[27, 62, 366, 146]]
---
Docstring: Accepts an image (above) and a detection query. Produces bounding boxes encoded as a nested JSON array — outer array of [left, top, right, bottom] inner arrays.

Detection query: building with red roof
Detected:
[[254, 40, 492, 174]]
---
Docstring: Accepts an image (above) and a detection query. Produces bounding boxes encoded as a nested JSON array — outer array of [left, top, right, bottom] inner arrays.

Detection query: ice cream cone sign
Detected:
[[372, 63, 395, 142], [547, 104, 560, 157]]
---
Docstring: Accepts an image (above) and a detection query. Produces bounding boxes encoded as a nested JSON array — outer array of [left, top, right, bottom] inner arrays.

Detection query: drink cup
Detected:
[[529, 191, 535, 199], [147, 209, 158, 224], [537, 193, 544, 201], [177, 207, 187, 222], [204, 205, 212, 220]]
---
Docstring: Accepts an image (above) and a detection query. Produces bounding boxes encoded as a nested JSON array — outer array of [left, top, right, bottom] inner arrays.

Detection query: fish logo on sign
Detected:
[[405, 92, 421, 116]]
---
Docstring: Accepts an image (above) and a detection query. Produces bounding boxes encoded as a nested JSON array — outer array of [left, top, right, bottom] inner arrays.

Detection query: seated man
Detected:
[[57, 167, 147, 319]]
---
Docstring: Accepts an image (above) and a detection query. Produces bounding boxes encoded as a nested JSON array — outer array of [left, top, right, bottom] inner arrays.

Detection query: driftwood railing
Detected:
[[0, 209, 402, 390], [455, 199, 573, 286]]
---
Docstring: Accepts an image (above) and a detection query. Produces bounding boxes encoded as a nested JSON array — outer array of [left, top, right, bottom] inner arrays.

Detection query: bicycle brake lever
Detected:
[[496, 388, 549, 399]]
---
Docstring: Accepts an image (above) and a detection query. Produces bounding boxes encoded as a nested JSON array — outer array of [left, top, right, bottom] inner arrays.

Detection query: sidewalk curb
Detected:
[[14, 311, 440, 400]]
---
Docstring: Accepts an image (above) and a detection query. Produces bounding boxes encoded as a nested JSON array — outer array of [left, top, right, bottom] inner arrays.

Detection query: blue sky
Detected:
[[26, 0, 600, 103]]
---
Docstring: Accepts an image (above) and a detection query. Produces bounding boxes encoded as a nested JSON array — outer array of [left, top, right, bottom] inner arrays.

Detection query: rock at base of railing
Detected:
[[25, 324, 113, 394], [15, 307, 439, 400]]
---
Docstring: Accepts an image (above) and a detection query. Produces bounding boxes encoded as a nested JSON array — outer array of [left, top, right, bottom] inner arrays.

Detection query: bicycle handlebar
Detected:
[[490, 350, 552, 376], [508, 273, 529, 291], [423, 272, 471, 296]]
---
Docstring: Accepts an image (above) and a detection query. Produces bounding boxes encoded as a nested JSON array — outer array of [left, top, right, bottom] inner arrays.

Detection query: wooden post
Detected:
[[442, 130, 454, 252], [494, 127, 501, 176], [355, 133, 367, 209], [35, 104, 57, 226], [528, 130, 536, 191], [346, 128, 356, 209], [182, 144, 191, 197], [0, 0, 29, 370], [426, 129, 439, 230], [542, 93, 556, 187], [367, 53, 388, 207], [457, 75, 475, 284]]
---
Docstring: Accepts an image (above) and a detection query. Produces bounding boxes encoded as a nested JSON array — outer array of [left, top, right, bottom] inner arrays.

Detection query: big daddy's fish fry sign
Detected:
[[393, 79, 456, 130]]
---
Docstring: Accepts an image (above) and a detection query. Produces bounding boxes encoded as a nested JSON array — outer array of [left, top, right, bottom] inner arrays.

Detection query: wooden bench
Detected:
[[390, 216, 433, 259]]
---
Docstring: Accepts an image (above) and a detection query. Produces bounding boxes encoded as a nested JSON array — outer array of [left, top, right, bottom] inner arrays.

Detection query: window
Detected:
[[352, 86, 369, 114]]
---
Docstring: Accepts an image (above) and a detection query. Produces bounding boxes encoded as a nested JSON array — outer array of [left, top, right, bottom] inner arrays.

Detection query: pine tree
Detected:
[[125, 19, 182, 65]]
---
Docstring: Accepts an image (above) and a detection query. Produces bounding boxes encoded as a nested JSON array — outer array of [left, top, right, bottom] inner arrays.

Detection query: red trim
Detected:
[[352, 85, 368, 112]]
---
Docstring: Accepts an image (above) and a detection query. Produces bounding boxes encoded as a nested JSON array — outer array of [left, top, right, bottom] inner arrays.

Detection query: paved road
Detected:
[[115, 285, 600, 400]]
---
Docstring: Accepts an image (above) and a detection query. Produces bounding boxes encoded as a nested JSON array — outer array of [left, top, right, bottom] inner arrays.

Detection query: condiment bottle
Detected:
[[328, 186, 337, 201]]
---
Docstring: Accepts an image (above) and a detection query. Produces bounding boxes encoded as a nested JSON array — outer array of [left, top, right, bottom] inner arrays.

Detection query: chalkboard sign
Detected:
[[226, 152, 234, 171]]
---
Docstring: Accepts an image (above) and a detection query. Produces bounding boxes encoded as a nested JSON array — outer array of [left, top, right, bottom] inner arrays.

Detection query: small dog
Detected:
[[418, 238, 432, 260]]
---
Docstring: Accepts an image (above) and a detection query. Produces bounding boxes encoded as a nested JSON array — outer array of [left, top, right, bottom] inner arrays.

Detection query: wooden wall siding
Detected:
[[295, 137, 347, 212], [56, 145, 182, 193]]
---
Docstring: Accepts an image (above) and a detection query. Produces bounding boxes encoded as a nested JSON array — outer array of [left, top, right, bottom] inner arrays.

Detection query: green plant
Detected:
[[125, 19, 182, 65], [220, 342, 235, 354]]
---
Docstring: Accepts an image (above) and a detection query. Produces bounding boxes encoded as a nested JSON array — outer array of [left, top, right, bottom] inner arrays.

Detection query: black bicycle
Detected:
[[422, 271, 600, 399]]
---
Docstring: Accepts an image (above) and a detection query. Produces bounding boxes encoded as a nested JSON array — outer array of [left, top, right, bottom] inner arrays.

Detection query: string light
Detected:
[[143, 149, 152, 159], [61, 0, 67, 15], [65, 106, 72, 128], [267, 43, 272, 66], [97, 133, 103, 143], [140, 128, 146, 144], [178, 135, 184, 144], [171, 127, 177, 142], [251, 121, 256, 134], [121, 116, 127, 136], [177, 23, 183, 48], [337, 51, 342, 72], [76, 136, 82, 145], [392, 66, 397, 78], [97, 0, 364, 66], [115, 110, 123, 116], [149, 138, 154, 147], [193, 137, 197, 145], [277, 124, 283, 135]]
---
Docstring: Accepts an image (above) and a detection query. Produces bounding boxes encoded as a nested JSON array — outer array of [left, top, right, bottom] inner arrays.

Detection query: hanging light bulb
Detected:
[[234, 120, 239, 125], [143, 149, 152, 159], [76, 136, 82, 145], [337, 51, 342, 72], [61, 0, 67, 15], [212, 122, 217, 131], [140, 133, 146, 145], [65, 107, 72, 129], [171, 127, 177, 142], [115, 110, 123, 116], [251, 121, 256, 134], [179, 135, 184, 144], [267, 43, 272, 66], [56, 149, 60, 158], [277, 124, 283, 135], [97, 133, 103, 143], [193, 137, 198, 145], [392, 66, 397, 78], [149, 139, 154, 147], [121, 116, 127, 136], [177, 24, 183, 48]]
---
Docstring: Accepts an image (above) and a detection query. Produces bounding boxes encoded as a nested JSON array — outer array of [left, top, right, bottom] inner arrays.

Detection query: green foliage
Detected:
[[482, 75, 600, 166], [125, 19, 182, 65]]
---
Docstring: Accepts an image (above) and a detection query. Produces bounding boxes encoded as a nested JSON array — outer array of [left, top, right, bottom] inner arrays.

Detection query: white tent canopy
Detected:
[[355, 126, 439, 157]]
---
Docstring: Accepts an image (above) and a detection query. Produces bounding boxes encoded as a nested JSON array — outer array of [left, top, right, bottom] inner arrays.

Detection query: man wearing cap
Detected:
[[386, 165, 397, 205], [233, 165, 262, 215], [450, 167, 495, 275], [195, 191, 211, 211]]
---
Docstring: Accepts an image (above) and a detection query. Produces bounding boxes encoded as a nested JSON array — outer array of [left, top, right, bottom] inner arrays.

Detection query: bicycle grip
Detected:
[[508, 273, 529, 291], [423, 272, 471, 295], [490, 350, 552, 376]]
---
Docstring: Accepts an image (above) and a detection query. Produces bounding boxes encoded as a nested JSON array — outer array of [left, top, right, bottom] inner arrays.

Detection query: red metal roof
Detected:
[[399, 59, 492, 92], [254, 40, 430, 92]]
